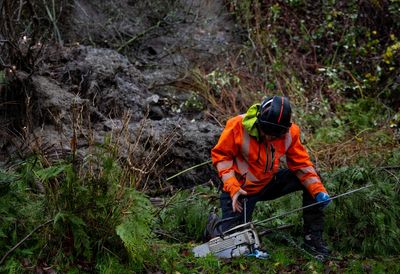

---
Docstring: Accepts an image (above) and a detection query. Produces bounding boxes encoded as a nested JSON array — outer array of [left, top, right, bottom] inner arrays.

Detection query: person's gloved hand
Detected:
[[315, 192, 331, 208]]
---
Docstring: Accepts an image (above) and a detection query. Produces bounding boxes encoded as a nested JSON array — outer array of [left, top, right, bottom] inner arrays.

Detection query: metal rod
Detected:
[[221, 184, 372, 236], [254, 184, 372, 226], [243, 198, 248, 223]]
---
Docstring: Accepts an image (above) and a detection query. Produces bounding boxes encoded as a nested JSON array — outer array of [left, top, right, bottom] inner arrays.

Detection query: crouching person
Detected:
[[210, 96, 331, 257]]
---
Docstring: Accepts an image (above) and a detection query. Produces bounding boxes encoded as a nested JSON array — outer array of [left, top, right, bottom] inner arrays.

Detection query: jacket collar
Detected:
[[242, 103, 261, 141]]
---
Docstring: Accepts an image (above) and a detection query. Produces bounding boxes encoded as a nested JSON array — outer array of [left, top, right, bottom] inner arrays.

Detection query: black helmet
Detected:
[[257, 96, 292, 137]]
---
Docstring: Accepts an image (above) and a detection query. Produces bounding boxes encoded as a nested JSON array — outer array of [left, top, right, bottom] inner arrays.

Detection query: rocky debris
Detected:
[[2, 0, 240, 190], [31, 75, 90, 125]]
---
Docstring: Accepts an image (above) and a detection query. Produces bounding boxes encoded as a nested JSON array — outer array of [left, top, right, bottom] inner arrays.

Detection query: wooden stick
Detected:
[[166, 160, 212, 181]]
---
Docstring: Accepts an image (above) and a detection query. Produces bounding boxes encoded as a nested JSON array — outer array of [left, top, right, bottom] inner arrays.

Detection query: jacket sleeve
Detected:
[[211, 117, 241, 198], [286, 125, 327, 198]]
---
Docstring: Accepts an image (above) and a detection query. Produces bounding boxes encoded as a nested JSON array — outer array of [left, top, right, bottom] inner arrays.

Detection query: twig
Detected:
[[205, 111, 223, 127], [17, 0, 24, 21], [102, 246, 121, 259], [117, 21, 162, 52], [0, 219, 53, 265], [153, 228, 182, 242], [43, 0, 62, 45], [166, 160, 212, 181], [154, 189, 183, 217], [381, 168, 400, 184]]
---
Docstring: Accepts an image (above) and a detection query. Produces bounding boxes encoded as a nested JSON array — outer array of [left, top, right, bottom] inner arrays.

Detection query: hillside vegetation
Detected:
[[1, 0, 399, 273]]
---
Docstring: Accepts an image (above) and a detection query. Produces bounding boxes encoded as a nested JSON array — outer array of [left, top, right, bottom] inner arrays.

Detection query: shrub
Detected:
[[324, 165, 400, 255], [0, 141, 155, 272]]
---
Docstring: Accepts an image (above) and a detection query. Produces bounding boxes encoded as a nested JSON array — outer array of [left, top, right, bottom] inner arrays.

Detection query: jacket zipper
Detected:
[[264, 143, 269, 173], [270, 144, 275, 171]]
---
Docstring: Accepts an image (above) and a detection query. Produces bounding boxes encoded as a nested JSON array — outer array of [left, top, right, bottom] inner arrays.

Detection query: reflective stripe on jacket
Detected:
[[211, 115, 327, 198]]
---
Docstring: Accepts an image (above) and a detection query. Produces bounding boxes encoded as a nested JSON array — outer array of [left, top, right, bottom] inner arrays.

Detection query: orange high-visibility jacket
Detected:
[[211, 115, 327, 198]]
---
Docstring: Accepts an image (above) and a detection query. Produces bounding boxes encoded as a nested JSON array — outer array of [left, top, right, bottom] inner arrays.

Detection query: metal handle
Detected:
[[243, 198, 248, 223]]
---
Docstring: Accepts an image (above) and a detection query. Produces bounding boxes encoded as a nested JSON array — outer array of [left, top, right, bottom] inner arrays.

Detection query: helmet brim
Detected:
[[257, 119, 291, 137]]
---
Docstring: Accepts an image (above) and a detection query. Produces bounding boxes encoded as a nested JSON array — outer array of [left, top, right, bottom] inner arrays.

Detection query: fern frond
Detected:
[[116, 190, 154, 265]]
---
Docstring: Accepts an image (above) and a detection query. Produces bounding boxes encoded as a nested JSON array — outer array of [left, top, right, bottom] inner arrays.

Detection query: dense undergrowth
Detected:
[[1, 146, 399, 273], [1, 0, 400, 273]]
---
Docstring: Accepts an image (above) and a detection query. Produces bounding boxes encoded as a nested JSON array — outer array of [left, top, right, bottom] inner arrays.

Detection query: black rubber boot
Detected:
[[303, 231, 330, 259], [202, 210, 222, 242]]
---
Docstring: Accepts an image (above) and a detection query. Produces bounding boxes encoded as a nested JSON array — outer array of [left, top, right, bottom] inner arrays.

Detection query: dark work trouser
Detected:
[[219, 169, 324, 235]]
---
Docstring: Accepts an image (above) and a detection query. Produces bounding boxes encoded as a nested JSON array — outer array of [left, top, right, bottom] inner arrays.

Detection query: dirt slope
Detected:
[[2, 0, 242, 191]]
